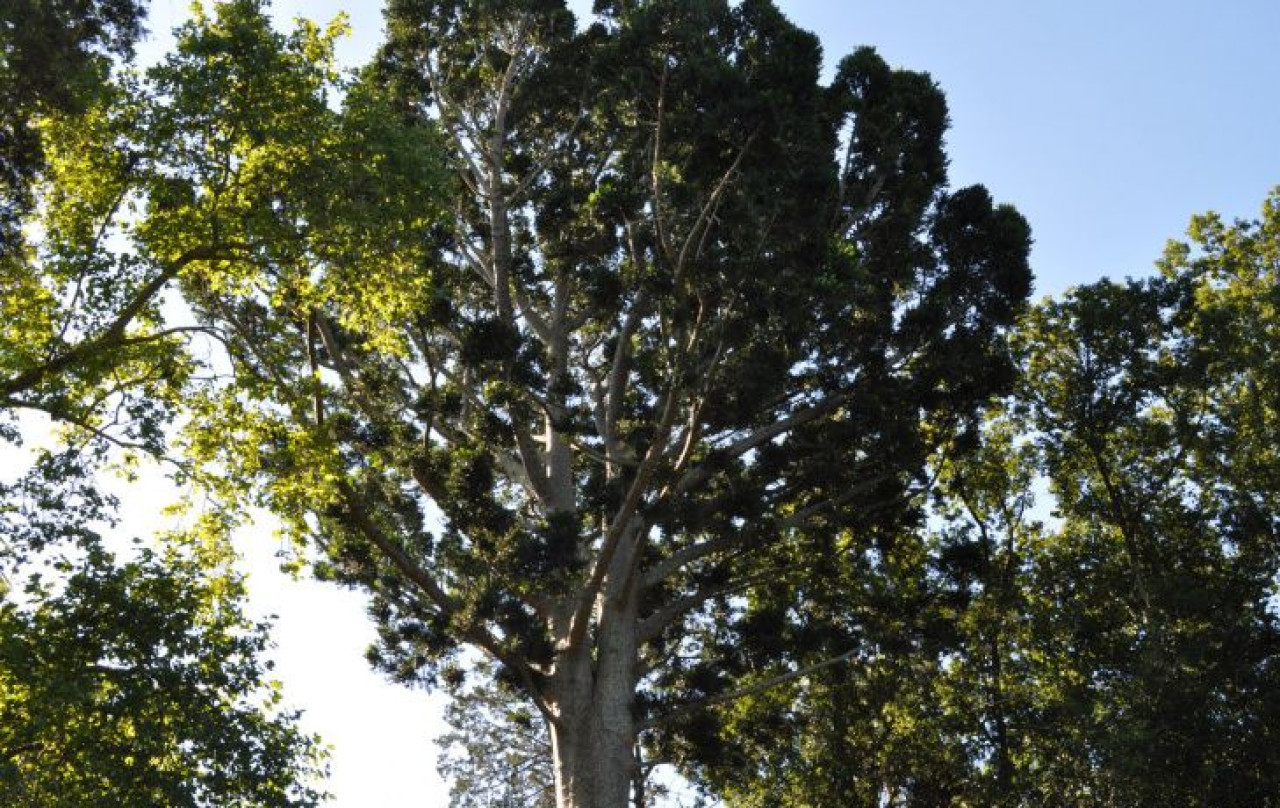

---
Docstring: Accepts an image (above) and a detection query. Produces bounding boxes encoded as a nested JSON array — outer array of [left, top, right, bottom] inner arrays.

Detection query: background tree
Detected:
[[164, 2, 1030, 806], [437, 662, 557, 808], [0, 0, 146, 249], [696, 191, 1280, 807]]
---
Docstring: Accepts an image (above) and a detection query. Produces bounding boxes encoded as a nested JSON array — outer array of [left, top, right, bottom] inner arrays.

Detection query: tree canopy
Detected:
[[0, 2, 330, 803], [685, 191, 1280, 807], [6, 1, 1280, 806]]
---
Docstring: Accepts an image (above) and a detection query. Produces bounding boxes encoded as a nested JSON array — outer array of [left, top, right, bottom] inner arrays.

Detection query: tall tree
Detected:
[[167, 2, 1030, 806]]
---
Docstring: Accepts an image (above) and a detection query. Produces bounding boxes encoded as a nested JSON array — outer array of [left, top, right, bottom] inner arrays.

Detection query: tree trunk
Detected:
[[547, 592, 638, 808], [550, 700, 635, 808]]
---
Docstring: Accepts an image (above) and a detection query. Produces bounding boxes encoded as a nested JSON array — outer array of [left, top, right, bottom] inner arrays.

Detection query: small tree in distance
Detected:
[[438, 662, 557, 808]]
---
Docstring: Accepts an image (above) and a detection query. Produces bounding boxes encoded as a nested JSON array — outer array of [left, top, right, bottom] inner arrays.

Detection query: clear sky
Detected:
[[127, 2, 1280, 806]]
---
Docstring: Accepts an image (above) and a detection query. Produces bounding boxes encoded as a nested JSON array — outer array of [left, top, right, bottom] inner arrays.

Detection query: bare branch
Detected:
[[55, 181, 133, 344], [603, 291, 648, 470], [666, 390, 855, 500], [641, 534, 740, 589], [637, 568, 770, 642], [673, 128, 759, 283], [649, 60, 675, 267]]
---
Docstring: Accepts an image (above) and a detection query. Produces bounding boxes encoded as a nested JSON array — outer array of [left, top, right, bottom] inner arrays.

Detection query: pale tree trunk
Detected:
[[550, 699, 635, 808], [547, 584, 639, 808]]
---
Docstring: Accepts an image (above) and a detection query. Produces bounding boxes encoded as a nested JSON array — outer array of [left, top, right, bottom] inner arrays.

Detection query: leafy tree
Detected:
[[0, 542, 326, 808], [165, 2, 1030, 806], [703, 191, 1280, 807], [0, 2, 336, 803]]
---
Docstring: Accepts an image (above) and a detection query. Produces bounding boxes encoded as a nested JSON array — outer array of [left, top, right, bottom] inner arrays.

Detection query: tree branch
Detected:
[[332, 480, 554, 722], [1, 244, 235, 400], [640, 648, 860, 730]]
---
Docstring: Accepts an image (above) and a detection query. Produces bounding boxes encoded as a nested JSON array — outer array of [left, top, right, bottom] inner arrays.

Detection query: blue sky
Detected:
[[131, 2, 1280, 805], [781, 1, 1280, 297], [146, 0, 1280, 299]]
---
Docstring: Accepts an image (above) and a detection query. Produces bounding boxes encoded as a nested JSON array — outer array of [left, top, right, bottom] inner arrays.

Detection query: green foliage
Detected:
[[0, 543, 326, 807], [0, 3, 341, 804], [0, 0, 144, 246], [0, 18, 192, 456], [10, 1, 1278, 806], [704, 190, 1280, 807], [995, 192, 1280, 805]]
